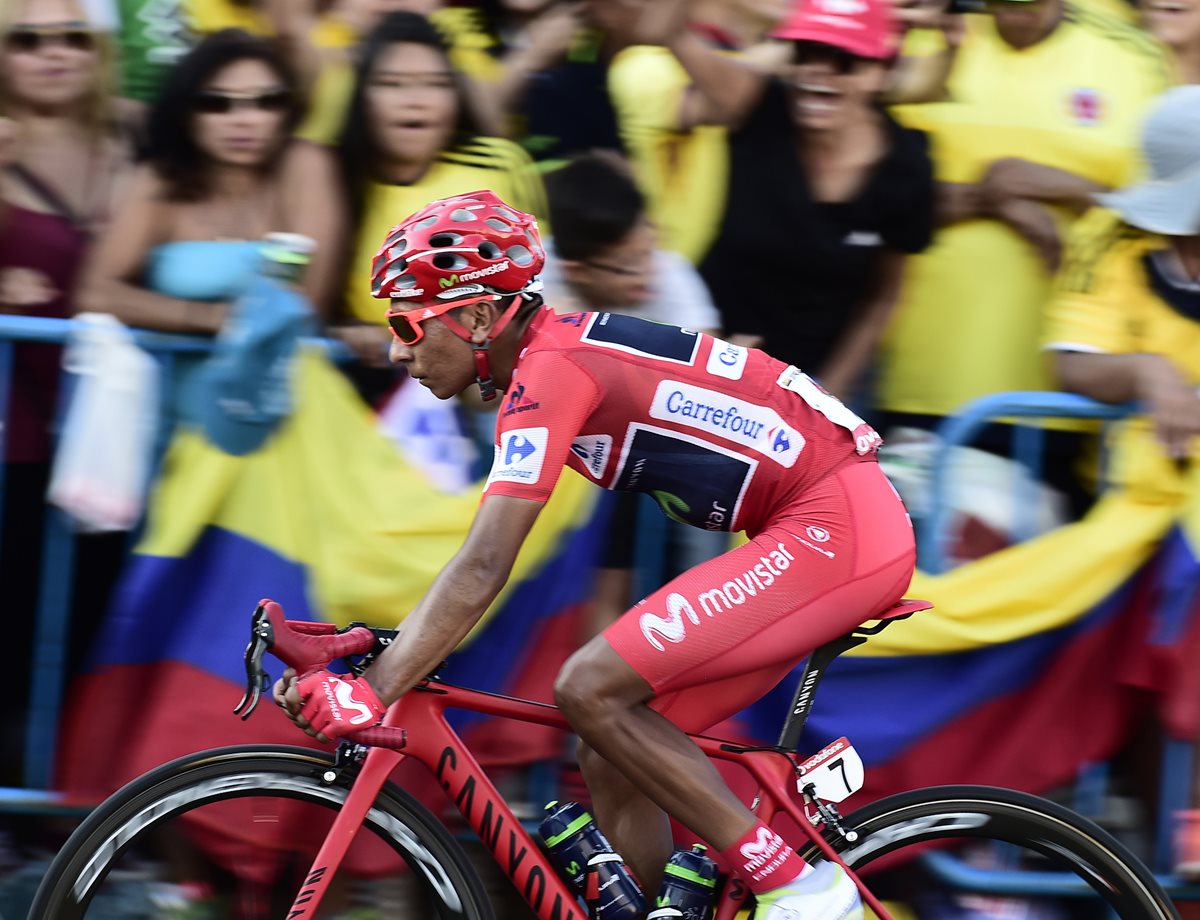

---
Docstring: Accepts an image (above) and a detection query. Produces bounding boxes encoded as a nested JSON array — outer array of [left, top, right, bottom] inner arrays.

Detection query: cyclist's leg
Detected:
[[574, 662, 796, 889], [555, 462, 915, 894]]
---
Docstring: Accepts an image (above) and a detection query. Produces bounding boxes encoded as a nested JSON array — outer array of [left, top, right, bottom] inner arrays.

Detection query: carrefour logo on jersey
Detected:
[[486, 427, 548, 488], [649, 381, 805, 467], [706, 340, 747, 380], [570, 434, 612, 479]]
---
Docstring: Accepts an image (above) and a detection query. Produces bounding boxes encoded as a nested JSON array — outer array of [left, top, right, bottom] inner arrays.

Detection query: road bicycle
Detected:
[[29, 598, 1181, 919]]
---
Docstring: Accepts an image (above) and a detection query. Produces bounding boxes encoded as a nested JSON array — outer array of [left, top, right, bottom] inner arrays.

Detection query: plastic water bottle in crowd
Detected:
[[259, 232, 315, 288], [539, 800, 646, 919], [648, 845, 719, 920]]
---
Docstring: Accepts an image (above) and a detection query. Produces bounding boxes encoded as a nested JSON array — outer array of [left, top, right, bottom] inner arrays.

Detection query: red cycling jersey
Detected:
[[483, 308, 883, 536]]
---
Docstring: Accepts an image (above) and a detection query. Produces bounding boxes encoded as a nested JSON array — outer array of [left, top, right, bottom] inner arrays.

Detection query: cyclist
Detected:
[[275, 190, 915, 920]]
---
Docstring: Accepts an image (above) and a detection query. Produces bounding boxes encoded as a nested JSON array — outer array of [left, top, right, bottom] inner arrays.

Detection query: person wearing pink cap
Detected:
[[627, 0, 935, 406]]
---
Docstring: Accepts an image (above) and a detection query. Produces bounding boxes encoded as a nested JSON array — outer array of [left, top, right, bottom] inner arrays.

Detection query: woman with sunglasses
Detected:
[[640, 0, 933, 404], [0, 0, 131, 786], [77, 28, 346, 332]]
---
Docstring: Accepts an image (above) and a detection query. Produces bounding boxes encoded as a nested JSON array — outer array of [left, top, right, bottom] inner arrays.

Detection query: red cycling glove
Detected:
[[296, 670, 387, 740]]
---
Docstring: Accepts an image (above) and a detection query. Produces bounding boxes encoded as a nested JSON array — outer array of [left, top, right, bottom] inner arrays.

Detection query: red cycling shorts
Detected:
[[604, 459, 915, 733]]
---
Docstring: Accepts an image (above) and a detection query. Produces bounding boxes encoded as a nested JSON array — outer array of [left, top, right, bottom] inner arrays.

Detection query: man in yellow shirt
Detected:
[[1049, 87, 1200, 460], [1047, 85, 1200, 876], [878, 0, 1171, 426]]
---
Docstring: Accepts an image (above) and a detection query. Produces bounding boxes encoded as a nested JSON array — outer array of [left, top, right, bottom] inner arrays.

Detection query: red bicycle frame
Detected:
[[283, 679, 897, 920]]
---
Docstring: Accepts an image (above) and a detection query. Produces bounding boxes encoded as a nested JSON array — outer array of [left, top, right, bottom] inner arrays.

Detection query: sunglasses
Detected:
[[5, 27, 94, 54], [386, 295, 497, 346], [792, 41, 864, 75], [191, 89, 292, 115]]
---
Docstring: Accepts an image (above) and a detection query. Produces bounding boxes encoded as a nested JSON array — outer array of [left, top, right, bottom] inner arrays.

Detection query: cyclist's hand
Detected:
[[294, 669, 386, 743]]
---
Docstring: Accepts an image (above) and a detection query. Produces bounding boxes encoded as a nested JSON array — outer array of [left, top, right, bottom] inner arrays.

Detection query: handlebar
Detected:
[[234, 599, 408, 750]]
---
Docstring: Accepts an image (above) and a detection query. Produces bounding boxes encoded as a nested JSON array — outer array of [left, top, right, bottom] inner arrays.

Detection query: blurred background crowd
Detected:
[[1, 0, 1199, 916]]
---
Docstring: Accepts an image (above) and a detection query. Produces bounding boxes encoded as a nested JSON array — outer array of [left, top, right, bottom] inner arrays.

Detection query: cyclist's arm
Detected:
[[364, 493, 545, 706]]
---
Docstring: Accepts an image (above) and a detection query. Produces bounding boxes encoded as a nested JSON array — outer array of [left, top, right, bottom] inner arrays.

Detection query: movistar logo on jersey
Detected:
[[438, 260, 511, 289], [485, 426, 548, 489], [648, 381, 805, 467]]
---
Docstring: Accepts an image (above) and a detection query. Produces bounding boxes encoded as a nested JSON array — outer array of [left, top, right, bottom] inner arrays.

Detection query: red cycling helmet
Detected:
[[371, 189, 545, 302], [371, 190, 546, 402]]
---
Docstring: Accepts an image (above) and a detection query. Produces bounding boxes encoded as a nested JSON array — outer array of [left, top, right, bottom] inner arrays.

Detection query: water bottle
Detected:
[[539, 801, 646, 919], [648, 845, 719, 920], [259, 232, 316, 288]]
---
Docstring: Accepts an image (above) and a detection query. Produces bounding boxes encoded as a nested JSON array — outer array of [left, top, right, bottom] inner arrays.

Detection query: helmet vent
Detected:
[[433, 252, 468, 270], [450, 208, 476, 222], [414, 216, 439, 229], [506, 244, 534, 267], [388, 239, 407, 258], [495, 208, 520, 223], [478, 241, 503, 260], [429, 232, 463, 248], [485, 218, 512, 232], [391, 272, 419, 289]]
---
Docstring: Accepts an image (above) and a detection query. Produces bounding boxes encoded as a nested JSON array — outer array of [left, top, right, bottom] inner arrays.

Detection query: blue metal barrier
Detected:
[[921, 390, 1135, 573]]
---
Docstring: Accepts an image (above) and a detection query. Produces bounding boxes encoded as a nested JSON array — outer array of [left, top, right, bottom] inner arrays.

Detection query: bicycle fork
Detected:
[[284, 743, 406, 918]]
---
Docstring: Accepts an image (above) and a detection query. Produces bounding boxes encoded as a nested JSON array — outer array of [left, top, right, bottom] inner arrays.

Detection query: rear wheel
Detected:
[[798, 784, 1178, 919], [28, 745, 495, 919]]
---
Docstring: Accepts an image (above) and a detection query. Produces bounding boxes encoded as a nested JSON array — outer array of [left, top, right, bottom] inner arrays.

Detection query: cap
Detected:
[[1096, 85, 1200, 236], [772, 0, 898, 60]]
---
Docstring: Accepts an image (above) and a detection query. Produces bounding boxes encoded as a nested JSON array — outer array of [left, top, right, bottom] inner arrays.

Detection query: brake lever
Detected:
[[233, 603, 274, 720]]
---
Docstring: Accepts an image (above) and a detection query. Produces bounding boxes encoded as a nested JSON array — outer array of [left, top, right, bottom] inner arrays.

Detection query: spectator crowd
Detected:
[[1, 0, 1199, 915]]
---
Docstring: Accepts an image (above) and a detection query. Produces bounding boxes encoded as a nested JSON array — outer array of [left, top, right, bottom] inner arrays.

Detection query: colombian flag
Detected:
[[744, 422, 1200, 808], [56, 350, 608, 804]]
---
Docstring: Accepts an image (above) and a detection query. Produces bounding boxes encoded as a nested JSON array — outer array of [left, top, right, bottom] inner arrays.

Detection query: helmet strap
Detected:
[[486, 297, 521, 342], [472, 341, 497, 401]]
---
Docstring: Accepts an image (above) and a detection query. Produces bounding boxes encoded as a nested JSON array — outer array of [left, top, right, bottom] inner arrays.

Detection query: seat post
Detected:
[[775, 601, 929, 752], [776, 633, 869, 752]]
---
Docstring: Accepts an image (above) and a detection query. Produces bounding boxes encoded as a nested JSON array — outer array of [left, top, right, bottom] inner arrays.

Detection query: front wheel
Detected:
[[28, 745, 495, 920], [798, 784, 1178, 919]]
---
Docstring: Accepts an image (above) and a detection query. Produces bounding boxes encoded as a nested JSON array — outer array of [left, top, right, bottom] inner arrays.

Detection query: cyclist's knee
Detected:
[[554, 640, 639, 727]]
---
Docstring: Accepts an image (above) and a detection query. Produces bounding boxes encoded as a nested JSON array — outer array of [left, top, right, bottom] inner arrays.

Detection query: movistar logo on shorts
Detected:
[[638, 541, 796, 651], [438, 261, 511, 288], [648, 381, 804, 467]]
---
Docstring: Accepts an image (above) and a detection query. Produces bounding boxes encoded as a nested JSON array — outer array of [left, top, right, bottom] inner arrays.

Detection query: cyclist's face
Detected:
[[366, 42, 458, 173], [190, 58, 290, 168], [388, 303, 480, 398], [567, 219, 656, 309], [2, 0, 98, 112]]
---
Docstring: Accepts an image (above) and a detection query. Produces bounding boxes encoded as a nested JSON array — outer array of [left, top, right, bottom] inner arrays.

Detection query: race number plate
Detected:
[[796, 737, 864, 803]]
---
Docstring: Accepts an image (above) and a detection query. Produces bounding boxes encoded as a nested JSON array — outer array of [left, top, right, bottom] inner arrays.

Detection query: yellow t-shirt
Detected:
[[1047, 207, 1200, 472], [344, 136, 548, 324], [878, 6, 1171, 418], [607, 45, 729, 266], [187, 0, 263, 33], [1049, 209, 1200, 380]]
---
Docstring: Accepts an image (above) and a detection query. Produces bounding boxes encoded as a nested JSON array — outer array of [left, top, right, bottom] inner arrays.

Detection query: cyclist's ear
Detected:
[[464, 299, 500, 344]]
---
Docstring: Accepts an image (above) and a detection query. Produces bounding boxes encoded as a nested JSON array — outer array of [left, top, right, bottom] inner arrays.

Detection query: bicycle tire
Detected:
[[28, 744, 495, 920], [797, 784, 1178, 919]]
